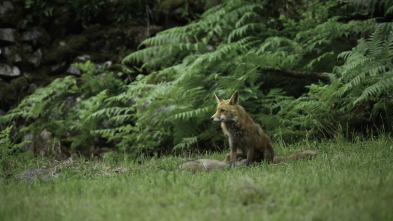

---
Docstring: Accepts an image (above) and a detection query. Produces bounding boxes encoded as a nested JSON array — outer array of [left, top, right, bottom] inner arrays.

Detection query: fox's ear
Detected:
[[214, 93, 223, 104], [229, 91, 239, 105]]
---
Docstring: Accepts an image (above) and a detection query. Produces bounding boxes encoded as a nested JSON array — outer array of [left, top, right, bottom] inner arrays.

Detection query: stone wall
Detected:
[[0, 0, 218, 113], [0, 1, 155, 112]]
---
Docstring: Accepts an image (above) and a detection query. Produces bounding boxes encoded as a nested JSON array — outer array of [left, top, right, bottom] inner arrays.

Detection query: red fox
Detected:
[[211, 91, 316, 166]]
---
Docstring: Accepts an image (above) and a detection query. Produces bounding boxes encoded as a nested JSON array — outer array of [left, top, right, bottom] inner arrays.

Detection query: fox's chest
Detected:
[[222, 122, 242, 137], [222, 122, 249, 149]]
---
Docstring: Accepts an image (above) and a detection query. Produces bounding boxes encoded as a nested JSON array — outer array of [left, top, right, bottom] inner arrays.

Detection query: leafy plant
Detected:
[[120, 0, 390, 146], [4, 0, 393, 158], [1, 61, 125, 155], [0, 126, 15, 160], [21, 0, 55, 27], [0, 126, 31, 171]]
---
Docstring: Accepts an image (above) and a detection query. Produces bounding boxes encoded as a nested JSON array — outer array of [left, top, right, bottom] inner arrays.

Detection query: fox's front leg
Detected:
[[227, 137, 237, 167], [245, 146, 254, 166], [230, 147, 238, 167]]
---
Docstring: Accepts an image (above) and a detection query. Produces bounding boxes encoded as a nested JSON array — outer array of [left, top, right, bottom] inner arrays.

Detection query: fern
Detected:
[[2, 76, 78, 123], [119, 0, 393, 146], [335, 23, 393, 105], [4, 0, 393, 158], [354, 75, 393, 105], [173, 136, 198, 150]]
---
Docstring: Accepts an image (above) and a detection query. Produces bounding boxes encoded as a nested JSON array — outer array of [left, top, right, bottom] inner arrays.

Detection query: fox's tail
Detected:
[[273, 150, 317, 164]]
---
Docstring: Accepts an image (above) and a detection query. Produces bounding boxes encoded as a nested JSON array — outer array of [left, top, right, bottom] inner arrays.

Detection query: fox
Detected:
[[211, 91, 316, 166]]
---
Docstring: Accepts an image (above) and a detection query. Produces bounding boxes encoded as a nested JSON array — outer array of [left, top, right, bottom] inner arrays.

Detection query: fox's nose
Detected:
[[210, 117, 214, 121]]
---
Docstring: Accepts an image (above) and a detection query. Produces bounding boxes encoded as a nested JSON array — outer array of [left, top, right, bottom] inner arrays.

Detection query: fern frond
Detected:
[[353, 75, 393, 105], [171, 107, 211, 120], [140, 32, 189, 47], [1, 76, 77, 123], [305, 51, 334, 69], [228, 23, 265, 43], [173, 136, 198, 150], [123, 46, 160, 65], [88, 107, 133, 120], [385, 5, 393, 16]]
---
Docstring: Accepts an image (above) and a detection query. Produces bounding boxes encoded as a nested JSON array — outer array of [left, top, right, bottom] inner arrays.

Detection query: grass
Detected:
[[1, 138, 392, 221]]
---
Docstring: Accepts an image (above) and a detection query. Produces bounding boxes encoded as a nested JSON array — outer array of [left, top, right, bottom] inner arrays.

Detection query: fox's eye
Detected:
[[220, 109, 225, 112]]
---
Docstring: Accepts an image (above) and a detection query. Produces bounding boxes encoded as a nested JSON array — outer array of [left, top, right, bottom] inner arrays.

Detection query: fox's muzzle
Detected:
[[210, 116, 221, 123]]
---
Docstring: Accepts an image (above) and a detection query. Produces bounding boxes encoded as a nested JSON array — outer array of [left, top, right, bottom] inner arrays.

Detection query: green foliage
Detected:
[[278, 22, 393, 140], [0, 126, 15, 161], [0, 126, 31, 171], [73, 61, 123, 96], [2, 76, 78, 123], [4, 0, 393, 157], [335, 23, 393, 107], [121, 0, 391, 146], [1, 61, 125, 155], [21, 0, 55, 27]]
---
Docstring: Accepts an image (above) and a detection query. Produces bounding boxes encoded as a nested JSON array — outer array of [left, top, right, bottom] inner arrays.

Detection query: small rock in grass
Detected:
[[14, 169, 56, 181]]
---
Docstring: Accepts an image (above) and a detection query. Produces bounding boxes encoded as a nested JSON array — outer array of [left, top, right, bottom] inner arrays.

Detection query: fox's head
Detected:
[[210, 91, 240, 123]]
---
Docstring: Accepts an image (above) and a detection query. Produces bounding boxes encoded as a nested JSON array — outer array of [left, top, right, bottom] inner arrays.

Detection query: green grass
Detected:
[[1, 138, 393, 221]]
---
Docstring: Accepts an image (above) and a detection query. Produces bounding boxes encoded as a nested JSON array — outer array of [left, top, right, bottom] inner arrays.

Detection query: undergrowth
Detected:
[[1, 0, 393, 157]]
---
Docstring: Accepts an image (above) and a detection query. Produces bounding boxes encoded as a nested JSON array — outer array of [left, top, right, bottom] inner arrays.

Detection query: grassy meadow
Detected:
[[1, 138, 392, 221]]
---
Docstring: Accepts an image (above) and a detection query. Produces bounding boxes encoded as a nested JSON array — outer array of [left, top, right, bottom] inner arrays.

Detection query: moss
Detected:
[[158, 0, 185, 13], [65, 34, 89, 52], [0, 77, 29, 110], [0, 81, 13, 101]]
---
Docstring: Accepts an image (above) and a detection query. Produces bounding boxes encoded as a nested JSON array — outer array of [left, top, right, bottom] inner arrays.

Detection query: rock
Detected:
[[96, 61, 112, 69], [76, 54, 91, 62], [42, 45, 67, 65], [50, 61, 67, 75], [0, 63, 20, 77], [0, 1, 16, 27], [28, 83, 37, 93], [2, 45, 44, 70], [22, 30, 41, 41], [207, 44, 214, 51], [14, 169, 56, 181], [40, 128, 52, 141], [0, 76, 28, 109], [3, 46, 22, 64], [27, 49, 42, 68], [0, 1, 13, 15], [2, 45, 45, 70], [181, 158, 247, 172], [59, 40, 66, 47], [22, 133, 33, 152], [66, 66, 81, 76], [22, 72, 34, 81], [0, 28, 18, 43], [21, 27, 50, 46]]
